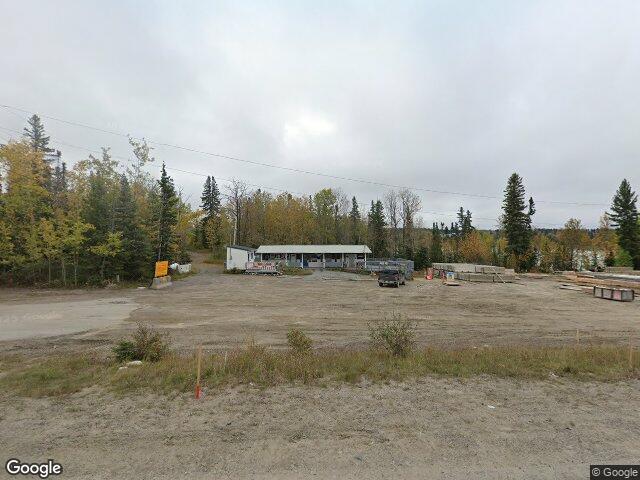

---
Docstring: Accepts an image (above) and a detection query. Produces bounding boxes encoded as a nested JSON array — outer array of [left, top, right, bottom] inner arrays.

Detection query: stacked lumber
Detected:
[[570, 272, 640, 294], [604, 266, 640, 275]]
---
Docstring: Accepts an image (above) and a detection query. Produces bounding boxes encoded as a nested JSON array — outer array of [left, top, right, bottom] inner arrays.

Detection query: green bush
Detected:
[[113, 323, 170, 362], [281, 266, 313, 276], [113, 340, 137, 362], [369, 315, 416, 357], [287, 328, 313, 354]]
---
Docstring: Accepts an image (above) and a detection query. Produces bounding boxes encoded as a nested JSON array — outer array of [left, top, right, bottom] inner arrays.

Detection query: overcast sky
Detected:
[[1, 1, 639, 229]]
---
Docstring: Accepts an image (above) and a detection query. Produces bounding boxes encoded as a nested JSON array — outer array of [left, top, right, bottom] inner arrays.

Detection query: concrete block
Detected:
[[493, 274, 516, 283], [150, 275, 172, 289], [451, 263, 476, 273], [467, 273, 495, 282], [481, 266, 505, 274]]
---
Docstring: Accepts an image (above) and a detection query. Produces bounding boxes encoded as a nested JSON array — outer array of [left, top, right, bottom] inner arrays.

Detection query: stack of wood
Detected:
[[562, 270, 640, 294]]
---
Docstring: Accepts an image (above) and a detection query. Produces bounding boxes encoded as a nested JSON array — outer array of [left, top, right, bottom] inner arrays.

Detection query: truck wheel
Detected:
[[378, 282, 383, 287]]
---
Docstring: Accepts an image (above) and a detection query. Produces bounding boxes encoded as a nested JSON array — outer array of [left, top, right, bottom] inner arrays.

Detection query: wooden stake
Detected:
[[576, 329, 580, 346], [629, 333, 633, 370], [195, 345, 202, 399]]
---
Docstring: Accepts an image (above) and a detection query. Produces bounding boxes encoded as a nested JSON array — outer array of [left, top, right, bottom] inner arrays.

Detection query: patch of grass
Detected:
[[111, 279, 153, 289], [287, 328, 313, 354], [113, 323, 171, 362], [0, 355, 110, 397], [327, 267, 371, 276], [1, 345, 638, 398], [369, 315, 416, 357], [171, 269, 197, 281], [281, 266, 313, 276], [203, 255, 224, 265], [223, 268, 244, 274]]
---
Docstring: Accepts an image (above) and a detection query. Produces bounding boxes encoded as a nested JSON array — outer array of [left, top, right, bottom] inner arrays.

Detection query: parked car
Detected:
[[377, 268, 405, 287]]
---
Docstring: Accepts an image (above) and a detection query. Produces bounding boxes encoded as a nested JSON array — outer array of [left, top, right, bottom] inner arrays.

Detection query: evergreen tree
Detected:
[[200, 175, 222, 249], [200, 176, 212, 247], [114, 175, 151, 279], [429, 222, 443, 265], [367, 200, 386, 257], [501, 173, 536, 269], [83, 172, 110, 242], [608, 179, 640, 267], [201, 176, 221, 218], [457, 207, 474, 237], [52, 161, 68, 210], [414, 245, 429, 270], [349, 196, 361, 244], [23, 114, 51, 153], [155, 163, 179, 261]]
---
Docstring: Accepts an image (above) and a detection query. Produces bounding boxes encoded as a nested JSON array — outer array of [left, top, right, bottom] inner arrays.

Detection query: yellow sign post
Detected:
[[155, 261, 169, 278]]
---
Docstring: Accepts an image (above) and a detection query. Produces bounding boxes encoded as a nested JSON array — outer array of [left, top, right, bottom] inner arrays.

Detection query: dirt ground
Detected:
[[1, 252, 638, 356], [1, 379, 638, 479], [1, 254, 639, 478]]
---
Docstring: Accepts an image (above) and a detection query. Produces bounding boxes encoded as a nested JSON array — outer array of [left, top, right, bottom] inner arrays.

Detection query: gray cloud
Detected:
[[1, 0, 639, 228]]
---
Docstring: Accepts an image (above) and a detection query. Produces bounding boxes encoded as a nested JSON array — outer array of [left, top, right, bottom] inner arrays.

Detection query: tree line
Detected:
[[0, 115, 195, 286], [196, 172, 639, 273], [1, 115, 639, 286]]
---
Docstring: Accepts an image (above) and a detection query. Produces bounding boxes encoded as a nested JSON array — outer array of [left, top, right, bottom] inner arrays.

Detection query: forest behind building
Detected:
[[0, 115, 638, 286]]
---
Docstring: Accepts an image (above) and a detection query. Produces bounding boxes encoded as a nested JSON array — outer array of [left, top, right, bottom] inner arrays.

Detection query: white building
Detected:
[[255, 245, 372, 269], [225, 245, 256, 270]]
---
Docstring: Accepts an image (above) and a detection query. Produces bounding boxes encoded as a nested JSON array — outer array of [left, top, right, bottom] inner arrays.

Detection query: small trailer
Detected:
[[593, 285, 634, 302]]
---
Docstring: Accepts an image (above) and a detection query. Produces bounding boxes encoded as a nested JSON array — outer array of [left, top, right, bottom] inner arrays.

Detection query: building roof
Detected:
[[256, 245, 372, 254], [227, 245, 256, 252]]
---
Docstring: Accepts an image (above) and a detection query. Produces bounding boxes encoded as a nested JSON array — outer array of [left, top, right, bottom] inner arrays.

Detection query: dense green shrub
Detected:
[[113, 341, 137, 362], [615, 248, 633, 267], [113, 323, 170, 362], [369, 315, 416, 357]]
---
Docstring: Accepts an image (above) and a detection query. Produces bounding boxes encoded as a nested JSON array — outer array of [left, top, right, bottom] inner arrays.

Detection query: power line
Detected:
[[0, 122, 571, 228], [0, 124, 572, 227], [0, 125, 308, 195], [0, 103, 609, 207]]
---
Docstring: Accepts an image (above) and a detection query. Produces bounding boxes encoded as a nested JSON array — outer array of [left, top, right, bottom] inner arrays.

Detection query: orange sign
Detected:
[[155, 261, 169, 277]]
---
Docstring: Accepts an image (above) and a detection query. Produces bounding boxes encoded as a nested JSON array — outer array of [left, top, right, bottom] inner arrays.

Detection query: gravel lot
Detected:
[[1, 255, 638, 479], [1, 254, 637, 356]]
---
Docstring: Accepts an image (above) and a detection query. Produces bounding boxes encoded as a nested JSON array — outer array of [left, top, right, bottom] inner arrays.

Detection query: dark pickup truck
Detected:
[[377, 269, 406, 288]]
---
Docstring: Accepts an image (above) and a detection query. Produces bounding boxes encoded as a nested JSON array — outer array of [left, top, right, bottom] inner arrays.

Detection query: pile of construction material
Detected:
[[604, 266, 640, 275], [432, 263, 516, 283], [565, 270, 640, 294]]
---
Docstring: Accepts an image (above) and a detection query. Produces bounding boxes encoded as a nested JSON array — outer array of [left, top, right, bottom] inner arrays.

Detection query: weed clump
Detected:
[[369, 315, 416, 357], [281, 266, 313, 276], [223, 268, 243, 274], [287, 328, 313, 354], [113, 323, 170, 362]]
